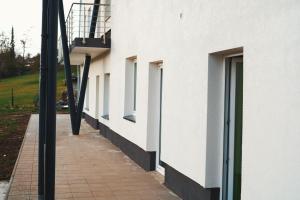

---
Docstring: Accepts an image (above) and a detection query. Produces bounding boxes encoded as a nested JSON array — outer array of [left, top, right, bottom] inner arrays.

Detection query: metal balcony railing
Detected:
[[58, 2, 111, 62], [66, 3, 111, 45]]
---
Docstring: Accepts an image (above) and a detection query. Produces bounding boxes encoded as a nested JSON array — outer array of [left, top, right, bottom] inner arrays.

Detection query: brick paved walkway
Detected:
[[7, 114, 180, 200]]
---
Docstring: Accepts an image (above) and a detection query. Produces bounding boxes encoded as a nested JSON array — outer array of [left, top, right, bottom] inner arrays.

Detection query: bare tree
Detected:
[[20, 39, 26, 64], [0, 32, 9, 53], [20, 28, 33, 65]]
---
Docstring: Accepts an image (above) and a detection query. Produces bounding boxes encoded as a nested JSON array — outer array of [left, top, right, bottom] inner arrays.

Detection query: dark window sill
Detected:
[[123, 115, 136, 123], [102, 115, 109, 120]]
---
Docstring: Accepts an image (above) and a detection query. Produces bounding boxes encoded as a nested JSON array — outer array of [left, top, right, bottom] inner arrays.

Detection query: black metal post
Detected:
[[74, 0, 101, 134], [38, 0, 48, 198], [74, 56, 91, 134], [58, 0, 77, 134], [89, 0, 100, 38], [44, 0, 58, 198]]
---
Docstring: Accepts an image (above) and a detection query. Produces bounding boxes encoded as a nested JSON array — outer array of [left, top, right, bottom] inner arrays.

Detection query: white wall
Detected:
[[80, 0, 300, 199]]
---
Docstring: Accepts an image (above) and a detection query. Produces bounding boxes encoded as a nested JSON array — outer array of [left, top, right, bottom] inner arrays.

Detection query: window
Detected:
[[95, 75, 100, 119], [85, 78, 89, 110], [124, 57, 137, 122], [102, 73, 110, 120], [133, 62, 137, 111]]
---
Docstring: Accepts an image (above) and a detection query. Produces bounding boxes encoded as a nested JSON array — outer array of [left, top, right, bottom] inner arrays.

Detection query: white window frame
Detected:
[[124, 57, 137, 122], [102, 73, 110, 120], [133, 60, 137, 114]]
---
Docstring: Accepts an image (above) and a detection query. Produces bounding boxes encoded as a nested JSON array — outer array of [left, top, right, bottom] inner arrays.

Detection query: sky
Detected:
[[0, 0, 76, 56]]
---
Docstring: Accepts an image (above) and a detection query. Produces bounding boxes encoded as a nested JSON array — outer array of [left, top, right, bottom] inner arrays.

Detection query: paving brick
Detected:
[[7, 115, 180, 200]]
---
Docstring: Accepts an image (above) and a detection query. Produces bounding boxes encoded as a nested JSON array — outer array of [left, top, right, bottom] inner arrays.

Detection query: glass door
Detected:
[[223, 56, 243, 200]]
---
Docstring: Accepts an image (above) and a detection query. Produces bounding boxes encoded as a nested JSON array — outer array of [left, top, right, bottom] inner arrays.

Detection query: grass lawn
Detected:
[[0, 68, 68, 180], [0, 68, 66, 111]]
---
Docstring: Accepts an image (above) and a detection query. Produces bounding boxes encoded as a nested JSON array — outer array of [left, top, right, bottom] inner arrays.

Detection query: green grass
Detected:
[[0, 69, 67, 113]]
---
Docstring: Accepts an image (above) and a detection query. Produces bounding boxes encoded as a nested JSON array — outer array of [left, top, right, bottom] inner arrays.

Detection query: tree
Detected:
[[0, 32, 9, 53], [0, 28, 19, 78], [0, 32, 10, 78], [0, 28, 35, 78], [20, 39, 26, 64], [30, 53, 40, 72], [10, 27, 15, 59], [6, 27, 18, 76]]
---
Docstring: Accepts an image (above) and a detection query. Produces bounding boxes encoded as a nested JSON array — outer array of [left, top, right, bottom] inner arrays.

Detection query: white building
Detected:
[[61, 0, 300, 199]]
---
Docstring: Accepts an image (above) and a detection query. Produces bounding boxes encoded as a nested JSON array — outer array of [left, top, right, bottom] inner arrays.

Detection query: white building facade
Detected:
[[65, 0, 300, 199]]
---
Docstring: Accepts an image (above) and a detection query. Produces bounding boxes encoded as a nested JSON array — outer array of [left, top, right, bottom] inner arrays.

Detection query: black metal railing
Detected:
[[66, 2, 111, 45], [58, 2, 111, 60]]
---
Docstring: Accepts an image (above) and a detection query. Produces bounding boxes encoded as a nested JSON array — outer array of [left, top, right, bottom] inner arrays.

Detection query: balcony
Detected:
[[58, 3, 111, 65]]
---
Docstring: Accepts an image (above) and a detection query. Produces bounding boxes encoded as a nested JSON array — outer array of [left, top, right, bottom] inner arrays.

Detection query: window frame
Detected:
[[123, 57, 137, 123], [85, 78, 89, 110], [102, 73, 110, 120]]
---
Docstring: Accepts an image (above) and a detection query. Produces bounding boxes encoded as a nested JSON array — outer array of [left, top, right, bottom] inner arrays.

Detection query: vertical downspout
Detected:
[[38, 0, 48, 198], [44, 0, 59, 198], [58, 0, 77, 134], [74, 0, 101, 134]]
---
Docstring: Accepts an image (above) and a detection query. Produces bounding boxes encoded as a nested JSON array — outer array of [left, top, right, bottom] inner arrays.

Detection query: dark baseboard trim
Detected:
[[98, 122, 109, 138], [98, 121, 156, 171], [164, 163, 220, 200], [83, 112, 99, 129]]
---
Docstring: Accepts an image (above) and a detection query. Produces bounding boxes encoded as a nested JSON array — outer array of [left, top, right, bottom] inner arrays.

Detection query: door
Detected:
[[156, 67, 164, 174], [223, 56, 243, 200], [148, 62, 164, 175]]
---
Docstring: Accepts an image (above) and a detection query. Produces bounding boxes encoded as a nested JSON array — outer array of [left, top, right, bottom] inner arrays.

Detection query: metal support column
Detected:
[[74, 0, 100, 134], [89, 0, 100, 38], [74, 56, 91, 134], [44, 0, 59, 198], [38, 0, 48, 198], [58, 0, 77, 134]]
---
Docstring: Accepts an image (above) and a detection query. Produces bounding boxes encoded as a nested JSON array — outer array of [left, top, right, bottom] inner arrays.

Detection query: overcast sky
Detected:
[[0, 0, 76, 56]]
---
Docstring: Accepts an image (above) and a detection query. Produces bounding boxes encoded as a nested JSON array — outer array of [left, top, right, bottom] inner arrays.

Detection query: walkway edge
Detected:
[[5, 114, 34, 200]]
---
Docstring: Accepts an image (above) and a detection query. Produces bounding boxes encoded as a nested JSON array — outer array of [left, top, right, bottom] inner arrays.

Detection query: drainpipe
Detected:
[[44, 0, 59, 198], [38, 0, 48, 198], [58, 0, 77, 134]]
